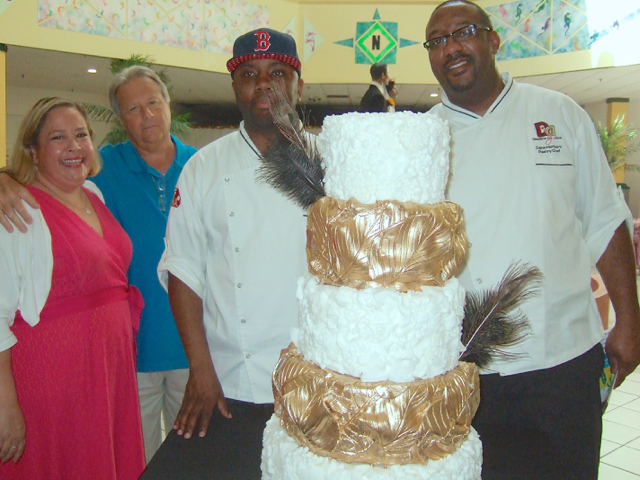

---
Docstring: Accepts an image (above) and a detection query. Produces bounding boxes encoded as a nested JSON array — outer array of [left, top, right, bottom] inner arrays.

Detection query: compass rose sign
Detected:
[[335, 9, 419, 65]]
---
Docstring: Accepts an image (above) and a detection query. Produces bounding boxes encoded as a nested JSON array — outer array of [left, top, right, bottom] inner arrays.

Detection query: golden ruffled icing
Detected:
[[273, 344, 480, 466], [306, 197, 467, 292]]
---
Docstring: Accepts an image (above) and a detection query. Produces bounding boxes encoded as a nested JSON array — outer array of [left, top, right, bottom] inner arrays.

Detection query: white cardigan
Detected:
[[0, 182, 103, 352]]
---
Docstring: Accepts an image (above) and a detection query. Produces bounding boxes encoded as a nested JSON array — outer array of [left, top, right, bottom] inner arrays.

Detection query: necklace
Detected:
[[239, 129, 261, 158], [39, 181, 91, 215], [150, 174, 168, 213]]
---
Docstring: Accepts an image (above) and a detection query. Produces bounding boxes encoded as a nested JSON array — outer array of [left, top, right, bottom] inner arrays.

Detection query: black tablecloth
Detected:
[[139, 402, 273, 480]]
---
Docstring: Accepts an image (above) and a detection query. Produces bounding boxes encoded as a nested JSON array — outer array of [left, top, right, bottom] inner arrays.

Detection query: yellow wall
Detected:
[[607, 98, 630, 185], [0, 0, 299, 75], [607, 99, 630, 127], [297, 1, 608, 85], [0, 0, 633, 86], [0, 44, 5, 167]]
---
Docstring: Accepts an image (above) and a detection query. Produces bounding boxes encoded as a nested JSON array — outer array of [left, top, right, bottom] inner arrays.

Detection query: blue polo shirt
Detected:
[[94, 135, 197, 372]]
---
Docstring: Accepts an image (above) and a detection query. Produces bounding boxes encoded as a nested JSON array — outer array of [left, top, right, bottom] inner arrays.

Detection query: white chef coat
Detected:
[[431, 73, 631, 375], [158, 122, 308, 403]]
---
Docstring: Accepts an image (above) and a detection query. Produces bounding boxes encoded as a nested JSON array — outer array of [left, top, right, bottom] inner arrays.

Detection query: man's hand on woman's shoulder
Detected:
[[0, 171, 39, 234]]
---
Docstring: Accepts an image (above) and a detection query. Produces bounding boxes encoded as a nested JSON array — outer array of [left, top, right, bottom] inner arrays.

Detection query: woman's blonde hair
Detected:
[[9, 97, 102, 185]]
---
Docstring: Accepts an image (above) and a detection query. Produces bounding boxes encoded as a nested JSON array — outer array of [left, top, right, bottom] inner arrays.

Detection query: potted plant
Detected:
[[595, 114, 640, 186], [84, 54, 192, 146]]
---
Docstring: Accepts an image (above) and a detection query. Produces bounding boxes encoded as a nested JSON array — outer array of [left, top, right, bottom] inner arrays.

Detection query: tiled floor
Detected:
[[599, 279, 640, 479], [600, 368, 640, 478]]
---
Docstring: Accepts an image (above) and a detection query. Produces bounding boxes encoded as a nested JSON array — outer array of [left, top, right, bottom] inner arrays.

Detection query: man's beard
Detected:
[[448, 74, 477, 93], [443, 54, 477, 93]]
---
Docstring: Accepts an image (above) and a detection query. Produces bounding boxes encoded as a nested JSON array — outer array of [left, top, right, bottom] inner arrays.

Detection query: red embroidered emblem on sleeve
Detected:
[[171, 188, 181, 208]]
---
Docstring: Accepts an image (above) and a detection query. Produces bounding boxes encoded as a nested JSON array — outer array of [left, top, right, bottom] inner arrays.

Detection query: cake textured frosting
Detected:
[[262, 111, 480, 479], [262, 417, 482, 480], [319, 112, 450, 204], [293, 274, 465, 382]]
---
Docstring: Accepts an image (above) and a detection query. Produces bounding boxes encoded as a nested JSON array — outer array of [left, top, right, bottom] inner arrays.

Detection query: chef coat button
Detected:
[[229, 211, 234, 217], [246, 354, 251, 359], [240, 319, 246, 324], [237, 283, 242, 288], [468, 242, 472, 247], [476, 278, 482, 284], [224, 177, 230, 182], [235, 247, 240, 252]]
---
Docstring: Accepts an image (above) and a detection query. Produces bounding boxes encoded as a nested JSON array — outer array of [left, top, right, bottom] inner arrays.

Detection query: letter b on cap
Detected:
[[254, 31, 271, 51]]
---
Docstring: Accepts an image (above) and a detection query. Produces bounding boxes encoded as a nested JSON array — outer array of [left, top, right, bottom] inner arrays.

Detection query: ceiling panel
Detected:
[[6, 45, 640, 120]]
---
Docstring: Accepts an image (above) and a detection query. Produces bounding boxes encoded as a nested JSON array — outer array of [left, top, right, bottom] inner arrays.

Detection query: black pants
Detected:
[[140, 400, 273, 480], [473, 344, 604, 480]]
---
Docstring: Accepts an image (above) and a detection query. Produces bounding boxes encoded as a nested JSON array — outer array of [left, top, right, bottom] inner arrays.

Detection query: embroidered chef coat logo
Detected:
[[534, 121, 556, 138], [254, 31, 271, 51], [532, 121, 565, 158], [171, 188, 181, 208]]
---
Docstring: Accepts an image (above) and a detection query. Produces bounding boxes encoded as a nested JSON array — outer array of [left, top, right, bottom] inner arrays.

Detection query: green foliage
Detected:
[[84, 54, 191, 146], [109, 54, 171, 88], [595, 115, 640, 173], [84, 103, 116, 124], [101, 121, 128, 146], [170, 113, 194, 136]]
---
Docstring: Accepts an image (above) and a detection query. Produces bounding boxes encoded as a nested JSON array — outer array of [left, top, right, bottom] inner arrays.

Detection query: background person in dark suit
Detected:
[[359, 62, 396, 112]]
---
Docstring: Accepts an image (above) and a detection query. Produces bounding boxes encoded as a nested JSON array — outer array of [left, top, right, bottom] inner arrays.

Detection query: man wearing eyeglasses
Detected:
[[425, 1, 640, 479]]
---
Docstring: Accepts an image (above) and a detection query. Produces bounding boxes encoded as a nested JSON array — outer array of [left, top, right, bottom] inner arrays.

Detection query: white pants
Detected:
[[137, 369, 189, 464]]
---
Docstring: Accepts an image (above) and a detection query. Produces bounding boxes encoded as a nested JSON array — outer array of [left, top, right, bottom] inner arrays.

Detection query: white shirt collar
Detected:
[[440, 72, 514, 119], [370, 80, 390, 100]]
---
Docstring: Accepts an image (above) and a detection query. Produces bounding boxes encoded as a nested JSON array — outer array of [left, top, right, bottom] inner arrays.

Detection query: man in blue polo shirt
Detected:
[[0, 66, 197, 463], [97, 66, 197, 463]]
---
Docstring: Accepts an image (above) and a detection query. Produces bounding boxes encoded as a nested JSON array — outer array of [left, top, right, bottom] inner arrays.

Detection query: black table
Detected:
[[139, 402, 273, 480]]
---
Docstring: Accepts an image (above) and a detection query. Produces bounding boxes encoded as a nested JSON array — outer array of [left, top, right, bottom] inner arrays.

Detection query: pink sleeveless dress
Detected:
[[2, 187, 145, 480]]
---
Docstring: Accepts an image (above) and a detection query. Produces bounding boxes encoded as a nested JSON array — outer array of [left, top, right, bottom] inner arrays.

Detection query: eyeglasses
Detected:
[[423, 24, 492, 51]]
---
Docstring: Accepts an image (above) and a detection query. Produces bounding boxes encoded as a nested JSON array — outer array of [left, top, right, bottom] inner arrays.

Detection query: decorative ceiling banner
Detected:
[[486, 0, 590, 61], [587, 3, 639, 48], [0, 0, 17, 18], [37, 0, 269, 54], [283, 17, 295, 38], [334, 9, 419, 65], [303, 17, 322, 63], [586, 1, 640, 66]]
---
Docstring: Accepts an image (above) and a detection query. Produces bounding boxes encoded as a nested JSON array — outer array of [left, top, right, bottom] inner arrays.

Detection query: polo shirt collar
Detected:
[[172, 135, 190, 168], [120, 134, 184, 173], [440, 72, 514, 119]]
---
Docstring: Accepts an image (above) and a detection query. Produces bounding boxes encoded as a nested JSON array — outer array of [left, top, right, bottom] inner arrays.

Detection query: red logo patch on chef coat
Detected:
[[171, 188, 181, 208], [534, 121, 556, 138]]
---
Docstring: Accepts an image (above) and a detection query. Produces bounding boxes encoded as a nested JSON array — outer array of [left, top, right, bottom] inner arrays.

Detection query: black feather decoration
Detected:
[[460, 261, 543, 367], [256, 83, 325, 208]]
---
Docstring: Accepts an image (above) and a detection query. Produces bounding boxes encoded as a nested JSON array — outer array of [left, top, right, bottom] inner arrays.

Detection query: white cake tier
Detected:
[[319, 111, 450, 205], [292, 274, 465, 383], [261, 416, 482, 480]]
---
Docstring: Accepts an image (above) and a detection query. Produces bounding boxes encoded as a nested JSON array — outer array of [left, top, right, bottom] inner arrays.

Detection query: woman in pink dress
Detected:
[[0, 97, 145, 479]]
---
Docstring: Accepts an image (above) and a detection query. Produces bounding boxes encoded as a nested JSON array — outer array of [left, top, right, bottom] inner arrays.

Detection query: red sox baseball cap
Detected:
[[226, 28, 301, 75]]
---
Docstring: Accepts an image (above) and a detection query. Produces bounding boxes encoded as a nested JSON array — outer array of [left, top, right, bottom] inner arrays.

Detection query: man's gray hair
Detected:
[[109, 65, 171, 117]]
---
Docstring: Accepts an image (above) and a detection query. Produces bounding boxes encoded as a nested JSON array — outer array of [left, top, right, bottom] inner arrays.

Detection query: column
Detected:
[[0, 44, 6, 168], [606, 97, 630, 186]]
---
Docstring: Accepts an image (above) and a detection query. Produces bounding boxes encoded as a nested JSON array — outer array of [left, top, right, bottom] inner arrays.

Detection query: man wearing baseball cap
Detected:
[[151, 28, 309, 478]]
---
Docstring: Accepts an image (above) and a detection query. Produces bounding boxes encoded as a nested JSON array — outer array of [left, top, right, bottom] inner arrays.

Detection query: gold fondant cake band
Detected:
[[306, 197, 468, 292], [273, 345, 480, 466]]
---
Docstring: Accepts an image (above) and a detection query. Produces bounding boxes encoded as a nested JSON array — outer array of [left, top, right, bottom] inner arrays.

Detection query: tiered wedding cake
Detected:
[[261, 112, 482, 480]]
